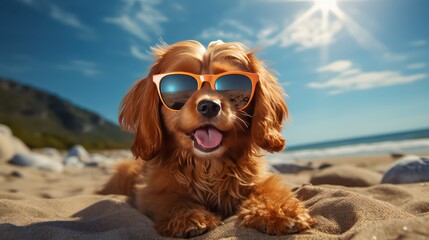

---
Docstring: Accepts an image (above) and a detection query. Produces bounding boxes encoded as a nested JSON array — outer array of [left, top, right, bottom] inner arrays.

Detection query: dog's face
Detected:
[[119, 40, 288, 161]]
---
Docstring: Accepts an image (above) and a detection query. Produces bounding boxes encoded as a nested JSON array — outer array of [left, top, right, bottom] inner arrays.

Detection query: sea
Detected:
[[266, 128, 429, 164]]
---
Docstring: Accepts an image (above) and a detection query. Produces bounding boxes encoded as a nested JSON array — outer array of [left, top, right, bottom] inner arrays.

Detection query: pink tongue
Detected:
[[194, 127, 223, 149]]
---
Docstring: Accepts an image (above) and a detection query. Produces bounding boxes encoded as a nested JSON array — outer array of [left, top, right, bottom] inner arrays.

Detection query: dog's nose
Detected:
[[197, 100, 221, 118]]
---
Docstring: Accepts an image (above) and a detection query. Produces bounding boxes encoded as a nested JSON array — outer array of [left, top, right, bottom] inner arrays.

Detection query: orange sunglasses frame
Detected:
[[153, 71, 259, 111]]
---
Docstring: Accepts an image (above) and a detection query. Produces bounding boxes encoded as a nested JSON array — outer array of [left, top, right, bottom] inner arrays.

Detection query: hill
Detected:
[[0, 78, 132, 150]]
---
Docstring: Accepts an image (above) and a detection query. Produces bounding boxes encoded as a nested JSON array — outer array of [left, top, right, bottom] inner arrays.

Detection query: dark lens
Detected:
[[160, 74, 198, 110], [215, 74, 252, 109]]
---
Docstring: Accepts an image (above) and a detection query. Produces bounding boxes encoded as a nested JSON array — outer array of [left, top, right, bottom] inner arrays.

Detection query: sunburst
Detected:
[[273, 0, 383, 62], [314, 0, 338, 11]]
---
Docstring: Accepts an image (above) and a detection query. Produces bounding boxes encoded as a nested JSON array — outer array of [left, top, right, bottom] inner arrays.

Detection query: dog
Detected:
[[98, 40, 314, 237]]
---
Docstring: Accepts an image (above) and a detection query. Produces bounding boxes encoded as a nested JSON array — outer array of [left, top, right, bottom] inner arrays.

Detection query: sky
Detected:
[[0, 0, 428, 147]]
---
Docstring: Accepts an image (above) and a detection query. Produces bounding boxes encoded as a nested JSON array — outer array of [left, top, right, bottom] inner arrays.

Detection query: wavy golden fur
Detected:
[[99, 40, 314, 237]]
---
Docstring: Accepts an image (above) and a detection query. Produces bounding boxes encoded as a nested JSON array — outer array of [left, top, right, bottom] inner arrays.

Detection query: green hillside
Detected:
[[0, 78, 132, 150]]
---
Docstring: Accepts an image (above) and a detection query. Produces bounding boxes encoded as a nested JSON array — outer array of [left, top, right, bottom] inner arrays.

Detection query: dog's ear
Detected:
[[119, 76, 162, 160], [248, 53, 288, 152]]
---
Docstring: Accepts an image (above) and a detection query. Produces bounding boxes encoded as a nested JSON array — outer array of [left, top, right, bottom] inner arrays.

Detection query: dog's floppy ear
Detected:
[[119, 76, 162, 160], [248, 53, 288, 152]]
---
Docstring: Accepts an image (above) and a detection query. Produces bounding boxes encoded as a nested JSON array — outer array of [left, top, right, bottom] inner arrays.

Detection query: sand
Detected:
[[1, 154, 429, 240]]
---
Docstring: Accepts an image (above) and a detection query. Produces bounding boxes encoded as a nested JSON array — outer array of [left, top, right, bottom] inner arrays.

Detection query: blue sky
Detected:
[[1, 0, 428, 146]]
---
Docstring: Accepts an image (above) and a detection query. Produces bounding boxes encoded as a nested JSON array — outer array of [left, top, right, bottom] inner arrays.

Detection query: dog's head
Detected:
[[119, 40, 288, 161]]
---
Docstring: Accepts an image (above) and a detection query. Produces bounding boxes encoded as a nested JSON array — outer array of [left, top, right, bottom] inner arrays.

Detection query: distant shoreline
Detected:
[[287, 127, 429, 151], [268, 137, 429, 164]]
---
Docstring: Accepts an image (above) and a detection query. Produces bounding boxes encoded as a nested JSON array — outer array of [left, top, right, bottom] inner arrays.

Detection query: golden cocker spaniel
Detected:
[[99, 40, 313, 238]]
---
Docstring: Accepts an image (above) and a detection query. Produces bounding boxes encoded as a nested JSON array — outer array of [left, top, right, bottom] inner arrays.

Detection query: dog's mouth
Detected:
[[188, 126, 223, 153]]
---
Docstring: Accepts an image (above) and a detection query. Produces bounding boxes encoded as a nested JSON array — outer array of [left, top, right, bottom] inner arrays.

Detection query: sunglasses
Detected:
[[153, 71, 259, 111]]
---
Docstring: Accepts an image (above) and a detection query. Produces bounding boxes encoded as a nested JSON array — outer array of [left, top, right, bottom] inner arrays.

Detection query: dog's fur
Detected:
[[98, 40, 314, 237]]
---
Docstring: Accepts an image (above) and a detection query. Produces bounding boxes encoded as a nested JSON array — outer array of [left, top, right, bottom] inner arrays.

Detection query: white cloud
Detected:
[[171, 3, 184, 12], [258, 25, 278, 40], [383, 52, 407, 62], [18, 0, 92, 35], [220, 20, 254, 35], [340, 68, 361, 77], [49, 5, 91, 32], [317, 60, 353, 73], [410, 40, 427, 47], [130, 45, 152, 62], [309, 60, 428, 94], [105, 0, 167, 41], [198, 12, 343, 51], [198, 19, 252, 45], [58, 60, 101, 77], [407, 63, 426, 70], [199, 29, 247, 42], [259, 16, 343, 51]]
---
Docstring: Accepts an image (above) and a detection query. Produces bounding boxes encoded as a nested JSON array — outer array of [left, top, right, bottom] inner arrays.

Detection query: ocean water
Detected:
[[266, 128, 429, 164]]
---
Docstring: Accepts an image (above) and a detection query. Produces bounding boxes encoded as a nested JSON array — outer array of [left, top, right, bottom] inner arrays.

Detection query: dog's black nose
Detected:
[[197, 100, 221, 118]]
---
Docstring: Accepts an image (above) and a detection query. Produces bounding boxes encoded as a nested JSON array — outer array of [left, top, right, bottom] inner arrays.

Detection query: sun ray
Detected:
[[264, 0, 386, 63], [332, 7, 386, 52]]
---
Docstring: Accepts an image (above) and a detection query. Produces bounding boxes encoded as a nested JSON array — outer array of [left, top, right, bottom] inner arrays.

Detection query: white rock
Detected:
[[0, 134, 14, 162], [12, 136, 30, 153], [8, 152, 64, 172], [381, 155, 429, 184], [88, 153, 116, 167], [66, 145, 89, 162], [0, 124, 30, 161], [0, 124, 12, 137], [63, 156, 85, 168], [39, 148, 62, 160]]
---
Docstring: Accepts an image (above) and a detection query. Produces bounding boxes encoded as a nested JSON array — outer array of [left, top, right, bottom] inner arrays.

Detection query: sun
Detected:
[[314, 0, 338, 11]]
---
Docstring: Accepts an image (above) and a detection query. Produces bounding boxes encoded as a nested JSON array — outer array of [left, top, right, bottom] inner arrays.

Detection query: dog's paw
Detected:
[[238, 198, 314, 235], [155, 209, 221, 238]]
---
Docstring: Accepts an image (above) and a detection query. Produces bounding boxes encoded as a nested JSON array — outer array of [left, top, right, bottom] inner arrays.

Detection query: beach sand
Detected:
[[1, 153, 428, 240]]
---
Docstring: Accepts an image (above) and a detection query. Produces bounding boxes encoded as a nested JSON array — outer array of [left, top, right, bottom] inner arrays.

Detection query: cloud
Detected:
[[58, 60, 101, 77], [220, 20, 254, 35], [105, 0, 167, 41], [199, 29, 247, 42], [259, 16, 343, 51], [410, 40, 427, 47], [317, 60, 353, 73], [383, 52, 407, 62], [407, 63, 426, 70], [198, 19, 252, 45], [308, 60, 428, 94], [130, 45, 153, 62], [49, 5, 91, 32], [18, 0, 93, 35]]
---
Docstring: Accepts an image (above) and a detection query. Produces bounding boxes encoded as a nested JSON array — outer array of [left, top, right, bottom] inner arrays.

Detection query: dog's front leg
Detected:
[[145, 197, 221, 238], [238, 175, 314, 235]]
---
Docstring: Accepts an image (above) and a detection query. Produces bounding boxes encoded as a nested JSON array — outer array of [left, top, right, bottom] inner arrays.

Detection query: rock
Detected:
[[318, 163, 333, 170], [0, 133, 14, 162], [8, 152, 64, 172], [12, 136, 30, 153], [39, 148, 62, 161], [390, 152, 406, 159], [86, 153, 116, 167], [63, 156, 85, 168], [272, 163, 314, 174], [65, 145, 90, 162], [0, 124, 12, 137], [0, 124, 30, 161], [10, 170, 23, 178], [310, 166, 382, 187], [381, 155, 429, 184]]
